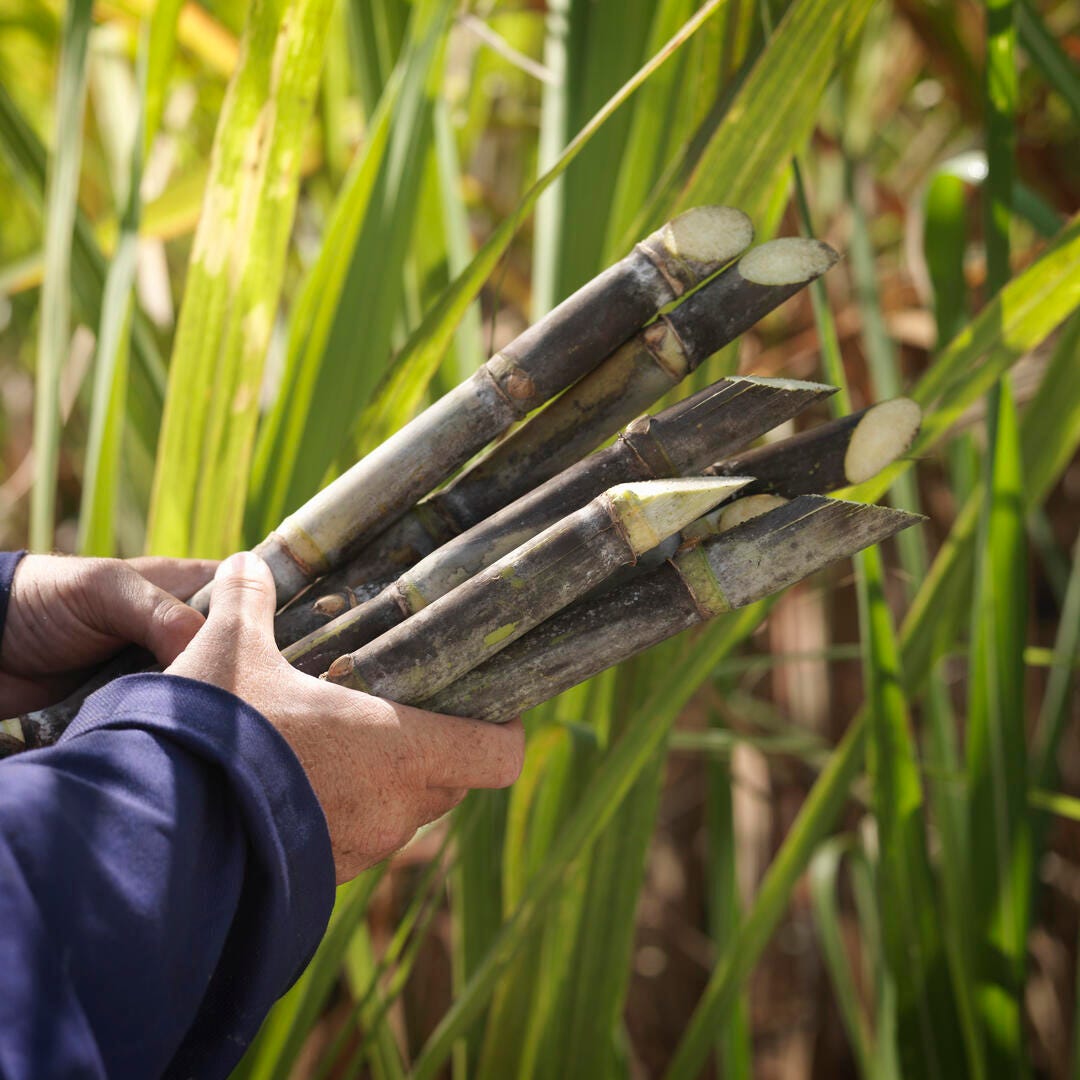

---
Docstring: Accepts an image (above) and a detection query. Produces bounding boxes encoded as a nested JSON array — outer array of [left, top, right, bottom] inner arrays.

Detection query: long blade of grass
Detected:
[[668, 0, 873, 226], [705, 720, 753, 1077], [1016, 0, 1080, 126], [666, 707, 867, 1079], [143, 0, 184, 157], [245, 0, 453, 536], [30, 0, 92, 550], [923, 172, 969, 347], [1032, 532, 1080, 790], [920, 157, 988, 1080], [78, 14, 162, 555], [411, 603, 770, 1080], [846, 211, 1080, 508], [602, 0, 695, 264], [0, 80, 167, 495], [146, 0, 335, 557], [900, 311, 1080, 695], [859, 544, 959, 1077], [326, 0, 733, 494], [533, 0, 657, 315], [809, 839, 879, 1079], [965, 2, 1032, 1057]]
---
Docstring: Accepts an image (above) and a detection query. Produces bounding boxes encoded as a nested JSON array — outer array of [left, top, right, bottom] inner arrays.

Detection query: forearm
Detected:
[[0, 673, 335, 1079]]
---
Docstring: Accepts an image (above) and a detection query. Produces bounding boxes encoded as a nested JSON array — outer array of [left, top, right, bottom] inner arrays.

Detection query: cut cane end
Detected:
[[660, 206, 754, 271], [607, 477, 751, 553], [739, 238, 839, 286], [844, 397, 922, 484], [716, 494, 790, 533], [1, 718, 26, 744]]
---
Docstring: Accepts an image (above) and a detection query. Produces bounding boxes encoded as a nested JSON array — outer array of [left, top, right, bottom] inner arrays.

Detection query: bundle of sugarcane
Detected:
[[3, 207, 924, 754]]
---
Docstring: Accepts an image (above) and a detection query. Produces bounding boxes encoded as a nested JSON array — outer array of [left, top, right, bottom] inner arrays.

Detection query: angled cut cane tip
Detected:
[[606, 477, 752, 553], [738, 237, 840, 286], [844, 397, 922, 484], [660, 206, 754, 268]]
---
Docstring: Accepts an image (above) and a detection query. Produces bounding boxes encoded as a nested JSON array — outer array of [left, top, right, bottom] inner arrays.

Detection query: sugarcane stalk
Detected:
[[189, 205, 753, 614], [274, 237, 839, 644], [322, 478, 749, 703], [0, 207, 750, 759], [706, 397, 922, 496], [421, 497, 922, 722], [630, 396, 924, 570], [282, 375, 835, 675]]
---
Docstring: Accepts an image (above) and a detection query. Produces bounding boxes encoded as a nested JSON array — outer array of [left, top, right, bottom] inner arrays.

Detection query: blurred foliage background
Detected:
[[1, 0, 1079, 1074]]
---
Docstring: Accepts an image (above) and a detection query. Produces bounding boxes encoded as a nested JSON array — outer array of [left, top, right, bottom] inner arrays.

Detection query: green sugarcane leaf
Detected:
[[670, 0, 874, 226], [411, 603, 770, 1080], [550, 665, 668, 1078], [901, 310, 1080, 707], [533, 0, 659, 316], [79, 23, 151, 556], [809, 839, 880, 1079], [666, 705, 868, 1080], [327, 0, 733, 516], [966, 382, 1032, 1072], [923, 171, 969, 350], [845, 211, 1080, 508], [350, 95, 482, 459], [602, 0, 696, 265], [146, 0, 335, 557], [245, 0, 453, 539], [143, 0, 184, 159], [704, 705, 753, 1078], [30, 0, 91, 550], [0, 81, 166, 476], [1017, 0, 1080, 126], [858, 544, 961, 1077], [1032, 531, 1080, 791]]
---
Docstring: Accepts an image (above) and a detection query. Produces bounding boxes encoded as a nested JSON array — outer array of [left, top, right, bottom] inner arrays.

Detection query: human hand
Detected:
[[1, 554, 216, 712], [166, 552, 525, 882]]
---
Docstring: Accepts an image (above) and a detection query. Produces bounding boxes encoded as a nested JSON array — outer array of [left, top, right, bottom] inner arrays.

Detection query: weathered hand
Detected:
[[1, 554, 216, 712], [166, 553, 525, 882]]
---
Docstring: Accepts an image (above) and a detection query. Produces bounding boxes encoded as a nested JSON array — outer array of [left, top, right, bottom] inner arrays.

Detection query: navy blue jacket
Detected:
[[0, 551, 336, 1078]]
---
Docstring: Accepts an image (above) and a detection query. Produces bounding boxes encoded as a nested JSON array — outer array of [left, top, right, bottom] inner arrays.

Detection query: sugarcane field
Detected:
[[0, 0, 1078, 1077]]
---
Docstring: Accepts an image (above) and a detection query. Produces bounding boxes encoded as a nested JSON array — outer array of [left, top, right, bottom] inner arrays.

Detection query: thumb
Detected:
[[106, 567, 205, 667], [204, 551, 278, 639]]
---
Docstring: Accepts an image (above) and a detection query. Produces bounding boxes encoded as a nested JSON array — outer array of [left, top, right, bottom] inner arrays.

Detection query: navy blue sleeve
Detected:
[[0, 556, 336, 1079]]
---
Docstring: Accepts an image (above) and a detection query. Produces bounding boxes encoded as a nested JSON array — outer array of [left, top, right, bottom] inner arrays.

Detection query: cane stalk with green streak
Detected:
[[275, 237, 838, 643], [323, 478, 749, 703], [283, 375, 835, 675], [423, 497, 922, 721], [185, 204, 750, 614]]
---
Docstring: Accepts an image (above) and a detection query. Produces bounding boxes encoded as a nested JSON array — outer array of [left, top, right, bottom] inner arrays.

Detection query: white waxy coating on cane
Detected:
[[661, 206, 754, 267], [717, 494, 790, 533], [738, 238, 839, 286], [844, 397, 922, 484]]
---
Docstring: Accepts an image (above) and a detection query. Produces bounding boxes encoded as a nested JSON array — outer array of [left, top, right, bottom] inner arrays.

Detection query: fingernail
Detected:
[[215, 551, 266, 580]]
